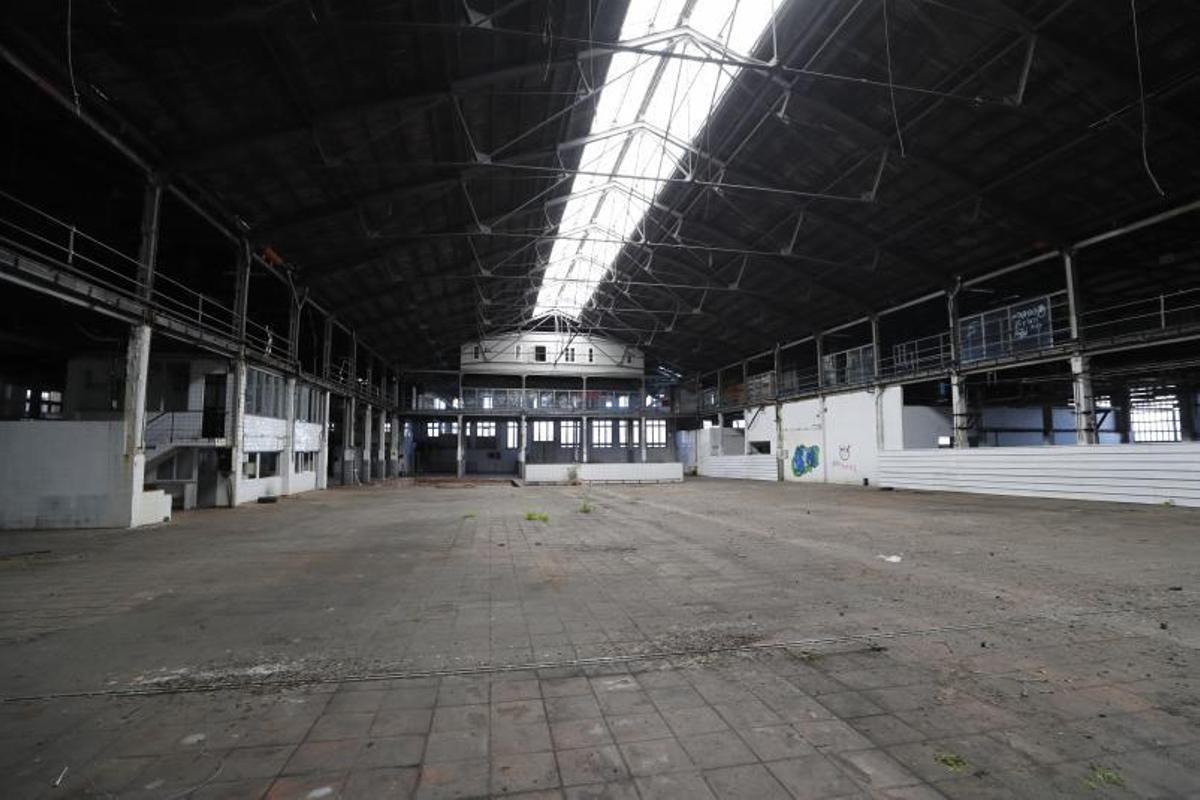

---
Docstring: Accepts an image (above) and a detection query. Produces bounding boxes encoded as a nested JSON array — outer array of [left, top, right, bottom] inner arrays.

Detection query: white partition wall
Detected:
[[780, 386, 903, 485], [879, 443, 1200, 507]]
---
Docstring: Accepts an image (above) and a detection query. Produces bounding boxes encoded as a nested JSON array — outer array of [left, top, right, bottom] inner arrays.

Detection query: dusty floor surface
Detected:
[[1, 477, 1198, 799]]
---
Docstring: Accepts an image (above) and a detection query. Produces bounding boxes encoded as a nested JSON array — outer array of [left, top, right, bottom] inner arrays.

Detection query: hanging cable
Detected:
[[1130, 0, 1165, 197], [882, 0, 906, 157], [66, 0, 81, 114]]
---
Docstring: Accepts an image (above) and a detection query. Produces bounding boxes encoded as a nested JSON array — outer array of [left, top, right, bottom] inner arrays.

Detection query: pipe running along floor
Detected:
[[0, 478, 1198, 799]]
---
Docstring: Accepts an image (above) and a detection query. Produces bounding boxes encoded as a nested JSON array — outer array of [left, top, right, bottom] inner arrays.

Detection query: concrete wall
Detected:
[[579, 462, 683, 482], [0, 421, 133, 529], [879, 443, 1200, 507], [780, 386, 903, 486], [744, 405, 777, 453], [522, 462, 683, 484]]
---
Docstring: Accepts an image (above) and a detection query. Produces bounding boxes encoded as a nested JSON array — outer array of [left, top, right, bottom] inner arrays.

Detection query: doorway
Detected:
[[202, 373, 227, 438]]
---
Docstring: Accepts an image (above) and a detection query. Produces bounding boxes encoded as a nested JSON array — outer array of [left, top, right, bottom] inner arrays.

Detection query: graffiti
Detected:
[[791, 444, 820, 477], [838, 444, 852, 462]]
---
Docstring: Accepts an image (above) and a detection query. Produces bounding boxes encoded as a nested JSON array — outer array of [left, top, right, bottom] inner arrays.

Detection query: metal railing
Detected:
[[412, 388, 668, 414], [0, 189, 288, 361], [145, 410, 228, 447], [1081, 287, 1200, 341]]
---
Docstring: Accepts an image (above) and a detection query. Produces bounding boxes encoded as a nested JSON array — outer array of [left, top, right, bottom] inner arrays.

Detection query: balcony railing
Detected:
[[145, 410, 228, 447], [412, 388, 669, 414]]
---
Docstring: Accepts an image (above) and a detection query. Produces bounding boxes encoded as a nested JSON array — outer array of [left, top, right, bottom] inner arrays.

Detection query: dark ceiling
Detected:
[[3, 0, 1199, 372]]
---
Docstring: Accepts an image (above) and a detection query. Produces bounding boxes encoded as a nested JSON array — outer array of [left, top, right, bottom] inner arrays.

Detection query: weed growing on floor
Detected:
[[935, 752, 969, 774], [525, 511, 549, 523], [1083, 765, 1124, 790], [463, 512, 476, 519], [579, 501, 593, 513]]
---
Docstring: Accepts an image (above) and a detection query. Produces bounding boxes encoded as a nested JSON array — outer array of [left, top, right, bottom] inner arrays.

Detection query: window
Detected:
[[625, 353, 633, 364], [534, 345, 547, 362], [294, 451, 317, 473], [618, 420, 629, 447], [732, 419, 745, 430], [242, 453, 257, 479], [259, 452, 279, 477], [646, 420, 667, 448], [591, 420, 613, 448], [246, 369, 285, 418], [588, 348, 594, 363], [533, 1, 780, 317], [515, 345, 522, 359], [533, 420, 555, 442], [1129, 387, 1182, 442], [561, 420, 580, 446], [632, 419, 640, 445], [563, 347, 576, 363], [473, 345, 481, 360], [426, 421, 438, 437], [505, 421, 519, 449], [476, 421, 496, 439]]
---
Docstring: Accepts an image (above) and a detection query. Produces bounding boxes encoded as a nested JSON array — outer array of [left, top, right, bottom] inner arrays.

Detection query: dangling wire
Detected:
[[66, 0, 81, 114], [1130, 0, 1165, 197], [882, 0, 906, 157]]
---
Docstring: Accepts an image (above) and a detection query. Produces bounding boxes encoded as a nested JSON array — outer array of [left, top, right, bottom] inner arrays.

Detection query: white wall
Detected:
[[697, 454, 778, 481], [902, 406, 952, 449], [0, 421, 133, 529], [744, 405, 777, 452], [780, 386, 902, 485], [522, 462, 683, 483], [879, 443, 1200, 507], [579, 462, 683, 482], [243, 414, 287, 452], [294, 420, 323, 452], [461, 331, 644, 377]]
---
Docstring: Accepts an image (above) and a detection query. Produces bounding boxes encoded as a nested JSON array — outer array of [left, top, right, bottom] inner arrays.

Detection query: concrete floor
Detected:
[[1, 478, 1198, 799]]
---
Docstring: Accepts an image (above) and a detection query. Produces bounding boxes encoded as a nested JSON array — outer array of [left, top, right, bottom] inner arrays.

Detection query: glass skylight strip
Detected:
[[533, 0, 780, 319]]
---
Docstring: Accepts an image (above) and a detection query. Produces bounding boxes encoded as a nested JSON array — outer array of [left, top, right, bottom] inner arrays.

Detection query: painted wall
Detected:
[[781, 386, 903, 485], [0, 421, 133, 529], [879, 443, 1200, 507]]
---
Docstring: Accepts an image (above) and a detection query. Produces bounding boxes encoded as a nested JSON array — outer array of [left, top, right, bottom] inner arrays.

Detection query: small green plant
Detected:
[[462, 512, 476, 519], [579, 501, 593, 514], [935, 752, 969, 774], [525, 511, 549, 523], [1083, 765, 1124, 790]]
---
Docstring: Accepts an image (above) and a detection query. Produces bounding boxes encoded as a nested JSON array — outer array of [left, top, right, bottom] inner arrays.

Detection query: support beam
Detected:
[[377, 406, 387, 480], [362, 405, 373, 482], [947, 287, 970, 448], [456, 414, 465, 478], [318, 389, 331, 489], [122, 323, 152, 524], [1071, 355, 1097, 445], [136, 179, 163, 301], [283, 376, 297, 495]]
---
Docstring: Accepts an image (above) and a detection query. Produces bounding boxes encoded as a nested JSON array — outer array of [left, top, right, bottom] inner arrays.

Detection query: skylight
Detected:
[[532, 0, 780, 319]]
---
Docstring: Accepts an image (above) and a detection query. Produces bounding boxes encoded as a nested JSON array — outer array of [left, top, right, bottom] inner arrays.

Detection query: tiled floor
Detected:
[[0, 478, 1198, 798]]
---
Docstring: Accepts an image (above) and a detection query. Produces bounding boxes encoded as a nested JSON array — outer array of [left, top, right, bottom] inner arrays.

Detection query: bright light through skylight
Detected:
[[532, 0, 780, 319]]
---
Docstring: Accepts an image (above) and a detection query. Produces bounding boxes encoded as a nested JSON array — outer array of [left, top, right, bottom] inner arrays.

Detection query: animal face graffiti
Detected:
[[791, 444, 820, 477]]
